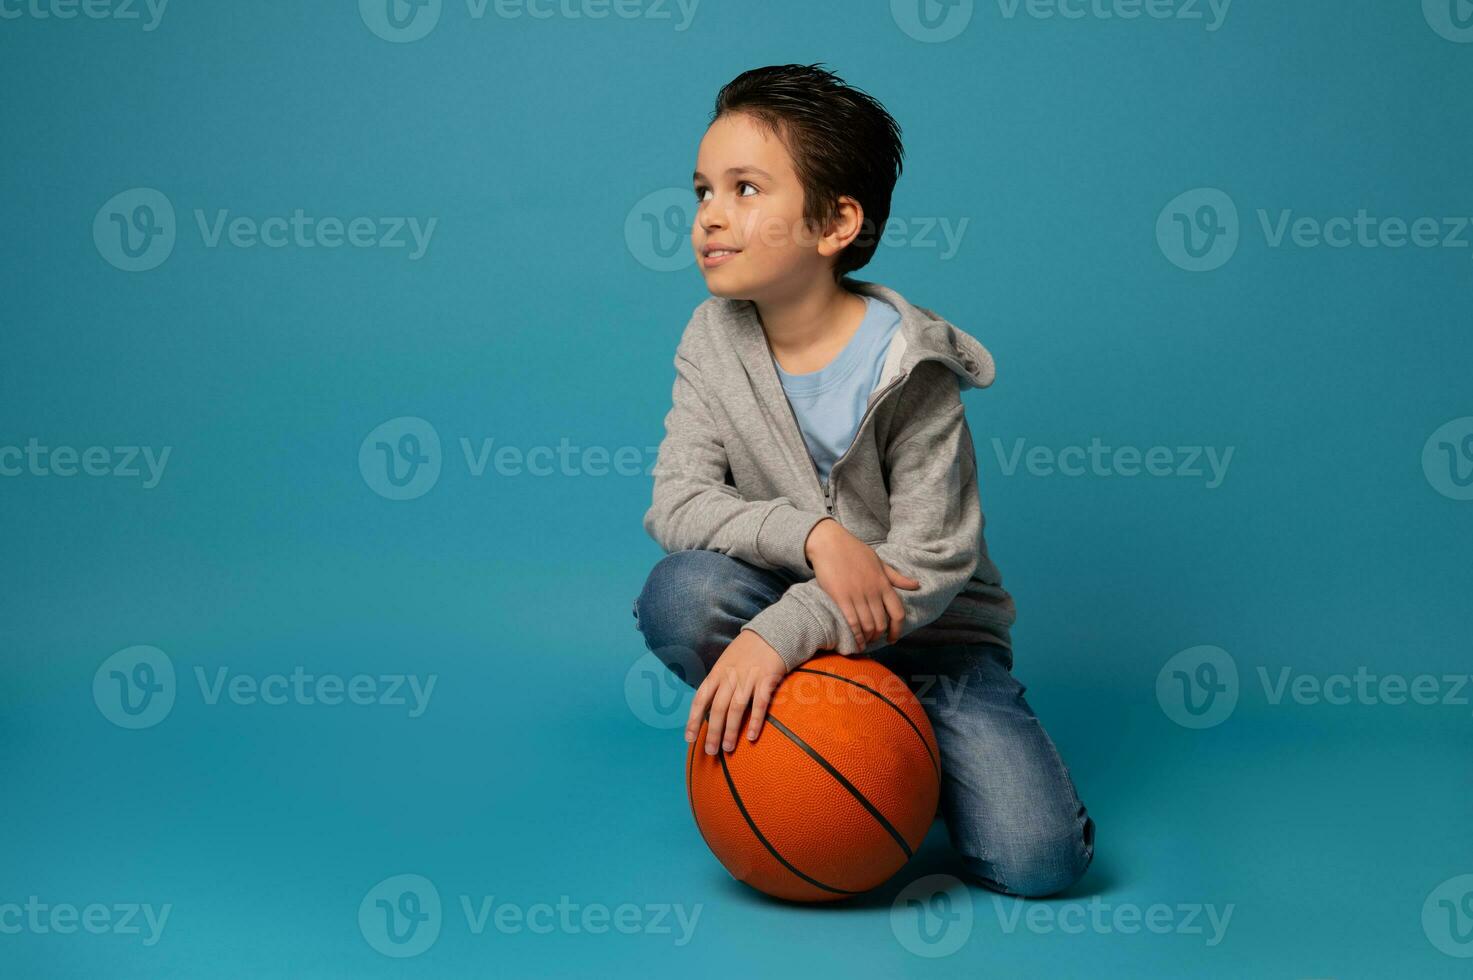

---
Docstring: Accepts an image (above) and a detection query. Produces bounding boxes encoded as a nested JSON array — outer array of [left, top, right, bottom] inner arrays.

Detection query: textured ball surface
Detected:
[[685, 653, 942, 902]]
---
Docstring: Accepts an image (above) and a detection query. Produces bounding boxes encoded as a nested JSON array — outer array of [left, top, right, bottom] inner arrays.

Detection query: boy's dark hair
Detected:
[[711, 63, 904, 280]]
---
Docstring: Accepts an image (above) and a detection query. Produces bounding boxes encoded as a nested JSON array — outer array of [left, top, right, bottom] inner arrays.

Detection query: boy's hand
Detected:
[[686, 630, 788, 755], [804, 519, 921, 649]]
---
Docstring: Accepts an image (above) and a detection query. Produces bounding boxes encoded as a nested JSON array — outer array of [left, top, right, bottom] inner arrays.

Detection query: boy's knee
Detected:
[[962, 819, 1095, 899], [633, 550, 742, 678]]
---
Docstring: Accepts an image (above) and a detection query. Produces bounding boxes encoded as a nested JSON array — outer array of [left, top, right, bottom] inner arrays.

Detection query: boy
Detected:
[[633, 64, 1094, 899]]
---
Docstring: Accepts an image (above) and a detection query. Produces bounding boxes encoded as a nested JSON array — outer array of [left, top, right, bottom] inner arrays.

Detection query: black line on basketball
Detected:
[[687, 732, 718, 857], [792, 666, 940, 777], [764, 712, 914, 860], [716, 747, 857, 897]]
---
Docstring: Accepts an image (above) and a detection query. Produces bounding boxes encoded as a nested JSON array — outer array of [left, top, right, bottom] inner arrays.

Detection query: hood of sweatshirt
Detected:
[[719, 276, 997, 400]]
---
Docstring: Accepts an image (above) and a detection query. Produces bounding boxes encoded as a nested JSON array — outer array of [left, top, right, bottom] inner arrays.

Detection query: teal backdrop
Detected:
[[1, 1, 1470, 977]]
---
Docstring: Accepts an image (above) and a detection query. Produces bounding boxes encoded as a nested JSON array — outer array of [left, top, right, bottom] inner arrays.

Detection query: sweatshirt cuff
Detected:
[[755, 504, 832, 577], [740, 595, 834, 672]]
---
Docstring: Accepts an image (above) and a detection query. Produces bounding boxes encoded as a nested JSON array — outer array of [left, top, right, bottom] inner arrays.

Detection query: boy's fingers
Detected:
[[842, 603, 866, 651], [865, 594, 889, 646], [883, 588, 907, 642], [722, 685, 749, 752], [705, 681, 734, 756], [686, 679, 713, 741], [855, 600, 877, 646], [747, 685, 773, 740]]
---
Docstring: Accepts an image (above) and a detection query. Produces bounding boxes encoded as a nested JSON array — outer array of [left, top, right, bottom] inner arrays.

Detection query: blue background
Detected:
[[2, 0, 1471, 976]]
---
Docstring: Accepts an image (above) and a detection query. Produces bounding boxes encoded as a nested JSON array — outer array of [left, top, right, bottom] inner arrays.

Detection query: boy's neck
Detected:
[[753, 279, 868, 367]]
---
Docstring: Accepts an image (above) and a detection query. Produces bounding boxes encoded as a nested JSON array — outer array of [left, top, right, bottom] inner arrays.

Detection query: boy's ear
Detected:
[[815, 194, 866, 260]]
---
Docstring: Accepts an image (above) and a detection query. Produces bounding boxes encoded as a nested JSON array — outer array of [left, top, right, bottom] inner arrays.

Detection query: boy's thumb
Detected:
[[884, 563, 921, 589]]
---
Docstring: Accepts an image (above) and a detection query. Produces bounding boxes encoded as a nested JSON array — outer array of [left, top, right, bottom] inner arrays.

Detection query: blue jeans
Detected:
[[632, 549, 1095, 899]]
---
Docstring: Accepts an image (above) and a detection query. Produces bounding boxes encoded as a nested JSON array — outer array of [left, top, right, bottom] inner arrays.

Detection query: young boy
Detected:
[[633, 64, 1094, 899]]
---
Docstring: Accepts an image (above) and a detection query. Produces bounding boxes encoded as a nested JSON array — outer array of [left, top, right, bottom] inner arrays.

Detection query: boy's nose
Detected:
[[698, 198, 729, 232]]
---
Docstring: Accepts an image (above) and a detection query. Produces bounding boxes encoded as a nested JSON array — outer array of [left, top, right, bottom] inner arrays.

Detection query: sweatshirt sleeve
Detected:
[[642, 341, 834, 579], [740, 366, 983, 672]]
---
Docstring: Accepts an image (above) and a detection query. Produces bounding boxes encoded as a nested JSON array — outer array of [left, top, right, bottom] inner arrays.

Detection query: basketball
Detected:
[[685, 653, 941, 902]]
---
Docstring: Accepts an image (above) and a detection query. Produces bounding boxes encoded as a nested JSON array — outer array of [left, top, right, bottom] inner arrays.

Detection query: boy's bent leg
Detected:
[[632, 549, 795, 688], [875, 641, 1095, 899]]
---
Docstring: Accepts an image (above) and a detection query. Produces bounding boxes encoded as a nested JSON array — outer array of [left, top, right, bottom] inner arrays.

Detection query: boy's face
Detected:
[[691, 112, 834, 301]]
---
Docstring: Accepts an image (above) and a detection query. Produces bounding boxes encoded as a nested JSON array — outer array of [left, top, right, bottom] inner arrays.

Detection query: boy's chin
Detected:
[[700, 275, 756, 301]]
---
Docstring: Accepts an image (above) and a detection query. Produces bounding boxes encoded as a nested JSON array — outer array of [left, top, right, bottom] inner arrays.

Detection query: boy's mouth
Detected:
[[702, 243, 741, 268]]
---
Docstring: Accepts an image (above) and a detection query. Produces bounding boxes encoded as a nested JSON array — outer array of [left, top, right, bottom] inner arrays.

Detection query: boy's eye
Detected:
[[693, 181, 759, 202]]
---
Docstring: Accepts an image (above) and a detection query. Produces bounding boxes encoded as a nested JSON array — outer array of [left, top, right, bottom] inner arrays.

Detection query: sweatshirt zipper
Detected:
[[826, 368, 910, 509], [774, 364, 913, 518]]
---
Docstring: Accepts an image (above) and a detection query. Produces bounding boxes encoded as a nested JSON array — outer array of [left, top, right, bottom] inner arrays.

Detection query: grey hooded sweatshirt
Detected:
[[642, 277, 1017, 672]]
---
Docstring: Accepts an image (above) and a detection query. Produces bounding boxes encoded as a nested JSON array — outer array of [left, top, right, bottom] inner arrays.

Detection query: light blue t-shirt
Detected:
[[773, 295, 904, 484]]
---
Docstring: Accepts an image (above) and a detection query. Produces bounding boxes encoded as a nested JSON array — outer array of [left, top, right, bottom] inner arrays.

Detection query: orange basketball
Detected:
[[685, 653, 941, 902]]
